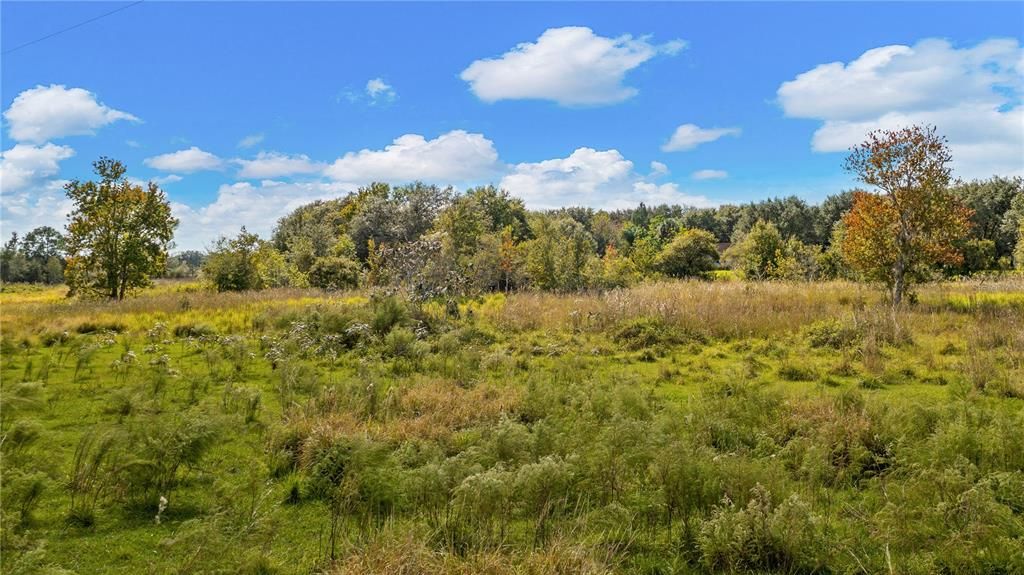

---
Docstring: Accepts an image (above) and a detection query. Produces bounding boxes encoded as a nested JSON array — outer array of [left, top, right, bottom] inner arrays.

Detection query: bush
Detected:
[[698, 484, 828, 572], [656, 229, 720, 278], [173, 323, 216, 338], [115, 416, 220, 502], [74, 321, 126, 334], [777, 362, 817, 382], [382, 327, 426, 360], [803, 319, 861, 349], [371, 297, 407, 336], [308, 256, 360, 290], [613, 317, 699, 351]]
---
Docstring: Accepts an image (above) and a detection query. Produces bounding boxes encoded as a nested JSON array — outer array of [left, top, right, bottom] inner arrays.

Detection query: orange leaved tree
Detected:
[[841, 125, 971, 307]]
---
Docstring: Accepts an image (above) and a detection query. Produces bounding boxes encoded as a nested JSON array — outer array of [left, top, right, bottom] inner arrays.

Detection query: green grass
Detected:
[[1, 279, 1022, 574]]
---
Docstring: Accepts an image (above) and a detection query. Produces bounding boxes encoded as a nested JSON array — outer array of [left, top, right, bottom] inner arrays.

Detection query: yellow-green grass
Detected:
[[1, 278, 1022, 574]]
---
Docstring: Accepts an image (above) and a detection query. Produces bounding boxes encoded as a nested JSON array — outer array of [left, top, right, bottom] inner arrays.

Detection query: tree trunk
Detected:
[[891, 256, 905, 308]]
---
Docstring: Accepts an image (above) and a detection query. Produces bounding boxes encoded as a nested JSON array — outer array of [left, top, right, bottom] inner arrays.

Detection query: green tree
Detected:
[[523, 215, 596, 291], [524, 216, 561, 291], [816, 222, 855, 280], [814, 191, 857, 246], [347, 182, 453, 261], [951, 176, 1022, 260], [464, 185, 531, 241], [308, 257, 360, 290], [0, 233, 29, 283], [64, 158, 178, 299], [202, 228, 262, 292], [656, 229, 719, 278], [723, 220, 785, 280]]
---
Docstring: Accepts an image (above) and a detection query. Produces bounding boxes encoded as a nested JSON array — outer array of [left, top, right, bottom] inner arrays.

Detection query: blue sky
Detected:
[[2, 1, 1022, 250]]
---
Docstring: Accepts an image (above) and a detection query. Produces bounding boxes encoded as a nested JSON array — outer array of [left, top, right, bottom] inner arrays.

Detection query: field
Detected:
[[1, 279, 1023, 574]]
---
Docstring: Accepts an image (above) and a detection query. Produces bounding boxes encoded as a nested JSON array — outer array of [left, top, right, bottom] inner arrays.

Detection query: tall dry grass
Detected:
[[479, 278, 1024, 340]]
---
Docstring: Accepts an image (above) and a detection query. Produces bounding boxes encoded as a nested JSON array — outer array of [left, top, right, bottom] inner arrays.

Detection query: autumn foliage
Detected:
[[840, 125, 972, 305]]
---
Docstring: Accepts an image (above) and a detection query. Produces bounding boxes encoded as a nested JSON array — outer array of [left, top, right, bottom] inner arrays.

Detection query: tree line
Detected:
[[3, 125, 1023, 306]]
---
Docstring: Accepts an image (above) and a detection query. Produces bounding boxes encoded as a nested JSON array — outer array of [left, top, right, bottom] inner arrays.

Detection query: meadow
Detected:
[[1, 278, 1023, 574]]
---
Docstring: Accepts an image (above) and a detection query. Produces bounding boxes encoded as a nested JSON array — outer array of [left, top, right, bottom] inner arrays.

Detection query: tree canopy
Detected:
[[840, 125, 972, 306], [63, 158, 178, 299]]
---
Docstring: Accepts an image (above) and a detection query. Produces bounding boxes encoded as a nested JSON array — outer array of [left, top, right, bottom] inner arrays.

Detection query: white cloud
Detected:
[[127, 174, 183, 188], [238, 133, 265, 149], [236, 152, 325, 179], [4, 85, 139, 144], [662, 124, 741, 152], [649, 161, 669, 177], [461, 26, 685, 106], [171, 180, 355, 250], [324, 130, 499, 183], [365, 78, 397, 104], [778, 38, 1023, 178], [692, 169, 728, 180], [0, 179, 73, 238], [0, 143, 75, 193], [144, 146, 224, 173], [499, 147, 714, 210]]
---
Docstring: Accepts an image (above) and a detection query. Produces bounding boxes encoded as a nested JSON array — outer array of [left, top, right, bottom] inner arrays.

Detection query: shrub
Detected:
[[698, 484, 828, 572], [308, 256, 360, 290], [803, 319, 861, 349], [656, 229, 720, 278], [777, 362, 817, 382], [115, 416, 220, 503], [6, 471, 47, 527], [173, 323, 216, 338], [382, 327, 426, 360], [74, 321, 126, 334], [613, 317, 696, 351], [371, 297, 407, 336]]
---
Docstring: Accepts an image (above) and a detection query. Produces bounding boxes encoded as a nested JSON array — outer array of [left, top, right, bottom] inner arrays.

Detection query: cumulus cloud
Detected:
[[691, 169, 728, 180], [171, 180, 355, 250], [662, 124, 741, 152], [238, 133, 265, 149], [461, 26, 685, 106], [0, 143, 75, 193], [324, 130, 499, 183], [236, 152, 325, 179], [499, 147, 714, 210], [4, 85, 139, 144], [144, 146, 224, 173], [778, 38, 1023, 178]]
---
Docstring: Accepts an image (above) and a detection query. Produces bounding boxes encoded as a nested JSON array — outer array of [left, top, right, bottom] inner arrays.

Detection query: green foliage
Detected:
[[371, 296, 408, 336], [952, 176, 1023, 259], [723, 220, 786, 279], [698, 485, 828, 573], [803, 318, 861, 349], [612, 317, 700, 350], [63, 158, 178, 299], [203, 228, 304, 291], [0, 227, 66, 284], [3, 276, 1023, 573], [307, 255, 360, 290], [656, 228, 719, 278], [524, 215, 596, 291], [952, 238, 997, 274]]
